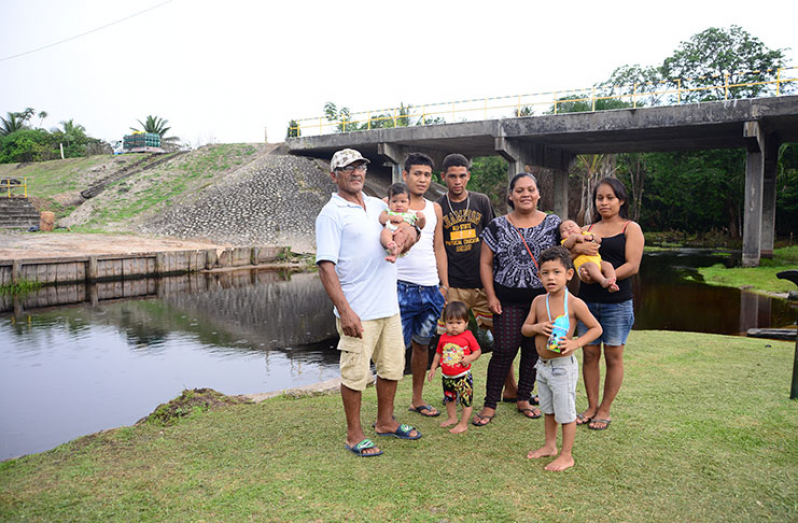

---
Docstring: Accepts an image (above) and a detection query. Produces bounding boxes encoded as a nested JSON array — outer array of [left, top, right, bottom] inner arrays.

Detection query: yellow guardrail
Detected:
[[1, 178, 28, 198], [288, 66, 797, 137]]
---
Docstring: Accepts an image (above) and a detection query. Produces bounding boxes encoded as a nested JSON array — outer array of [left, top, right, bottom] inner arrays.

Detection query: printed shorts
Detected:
[[336, 314, 404, 391], [576, 299, 634, 347], [397, 280, 445, 348], [442, 372, 474, 407], [535, 355, 578, 424]]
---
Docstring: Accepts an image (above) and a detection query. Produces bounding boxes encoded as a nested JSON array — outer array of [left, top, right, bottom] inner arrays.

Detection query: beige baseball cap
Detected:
[[330, 148, 370, 171]]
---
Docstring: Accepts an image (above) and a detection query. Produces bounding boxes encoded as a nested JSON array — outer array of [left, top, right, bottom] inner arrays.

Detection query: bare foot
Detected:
[[603, 277, 619, 292], [544, 454, 575, 471], [449, 423, 468, 434], [440, 418, 457, 428], [527, 445, 558, 459]]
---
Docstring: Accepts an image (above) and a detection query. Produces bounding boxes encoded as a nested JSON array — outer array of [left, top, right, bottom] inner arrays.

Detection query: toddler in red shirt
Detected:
[[428, 301, 482, 434]]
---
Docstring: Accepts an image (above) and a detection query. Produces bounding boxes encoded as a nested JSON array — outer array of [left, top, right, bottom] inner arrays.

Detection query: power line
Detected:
[[0, 0, 174, 63]]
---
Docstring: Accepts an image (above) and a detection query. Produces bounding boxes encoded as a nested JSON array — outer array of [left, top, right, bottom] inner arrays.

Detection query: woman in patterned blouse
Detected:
[[472, 173, 563, 426]]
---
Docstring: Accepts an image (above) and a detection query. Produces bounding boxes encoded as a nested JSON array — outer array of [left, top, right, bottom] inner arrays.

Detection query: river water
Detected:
[[0, 251, 794, 459]]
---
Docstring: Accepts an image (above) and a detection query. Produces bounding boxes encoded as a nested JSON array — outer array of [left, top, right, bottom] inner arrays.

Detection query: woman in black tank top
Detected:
[[575, 179, 644, 431]]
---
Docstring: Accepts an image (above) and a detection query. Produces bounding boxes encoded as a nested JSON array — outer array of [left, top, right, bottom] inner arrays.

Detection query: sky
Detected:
[[1, 0, 796, 146]]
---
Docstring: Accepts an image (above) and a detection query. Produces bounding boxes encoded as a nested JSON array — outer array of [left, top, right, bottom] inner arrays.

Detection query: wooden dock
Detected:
[[0, 245, 291, 286]]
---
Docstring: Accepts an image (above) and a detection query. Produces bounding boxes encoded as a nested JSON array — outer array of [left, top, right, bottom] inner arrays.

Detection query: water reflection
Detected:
[[632, 250, 794, 334], [0, 269, 341, 460]]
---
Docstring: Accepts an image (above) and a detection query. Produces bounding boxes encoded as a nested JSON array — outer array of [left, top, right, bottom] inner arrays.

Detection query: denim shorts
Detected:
[[397, 280, 446, 348], [576, 299, 634, 347], [535, 355, 578, 424]]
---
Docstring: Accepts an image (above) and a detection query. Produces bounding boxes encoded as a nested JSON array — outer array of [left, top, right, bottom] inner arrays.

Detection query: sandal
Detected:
[[518, 407, 542, 419]]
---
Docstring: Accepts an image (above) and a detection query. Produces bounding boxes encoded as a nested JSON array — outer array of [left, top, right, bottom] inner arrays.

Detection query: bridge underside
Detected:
[[288, 96, 798, 267]]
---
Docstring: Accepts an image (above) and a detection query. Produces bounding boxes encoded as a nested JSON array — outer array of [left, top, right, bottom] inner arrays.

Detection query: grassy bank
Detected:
[[1, 331, 796, 522], [696, 245, 798, 295]]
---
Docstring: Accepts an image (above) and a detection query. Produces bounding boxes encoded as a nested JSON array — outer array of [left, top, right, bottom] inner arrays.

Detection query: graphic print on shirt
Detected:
[[441, 342, 465, 366]]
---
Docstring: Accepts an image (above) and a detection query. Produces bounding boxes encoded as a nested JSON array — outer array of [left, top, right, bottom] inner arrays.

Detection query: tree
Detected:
[[18, 107, 36, 126], [604, 64, 666, 106], [58, 119, 87, 148], [131, 115, 180, 148], [37, 111, 48, 128], [0, 112, 26, 136], [0, 128, 51, 163], [661, 25, 789, 102], [286, 119, 300, 139]]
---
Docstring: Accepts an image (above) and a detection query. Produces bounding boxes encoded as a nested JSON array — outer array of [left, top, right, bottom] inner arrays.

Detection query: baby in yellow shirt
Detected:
[[559, 220, 618, 292]]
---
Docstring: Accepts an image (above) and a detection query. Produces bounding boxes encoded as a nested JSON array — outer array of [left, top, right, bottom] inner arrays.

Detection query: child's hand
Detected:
[[583, 234, 594, 242], [389, 214, 404, 224], [536, 321, 554, 337], [415, 211, 425, 221], [427, 369, 436, 382], [557, 338, 579, 356]]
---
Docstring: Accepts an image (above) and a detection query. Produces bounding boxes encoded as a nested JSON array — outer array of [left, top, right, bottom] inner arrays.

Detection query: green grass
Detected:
[[697, 245, 798, 295], [1, 331, 796, 522], [0, 156, 143, 200], [0, 280, 42, 296]]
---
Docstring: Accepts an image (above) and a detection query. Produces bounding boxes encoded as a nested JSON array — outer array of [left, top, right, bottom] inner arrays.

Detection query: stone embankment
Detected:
[[140, 154, 335, 253]]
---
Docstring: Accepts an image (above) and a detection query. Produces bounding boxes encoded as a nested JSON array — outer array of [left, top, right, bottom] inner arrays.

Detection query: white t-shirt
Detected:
[[315, 193, 399, 321], [396, 198, 439, 287]]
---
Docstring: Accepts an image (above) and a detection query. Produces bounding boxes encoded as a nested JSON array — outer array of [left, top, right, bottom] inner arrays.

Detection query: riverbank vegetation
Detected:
[[0, 279, 42, 296], [695, 245, 798, 295], [1, 330, 795, 522]]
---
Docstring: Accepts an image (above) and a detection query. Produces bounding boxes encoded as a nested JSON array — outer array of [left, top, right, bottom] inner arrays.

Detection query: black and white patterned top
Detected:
[[481, 213, 561, 305]]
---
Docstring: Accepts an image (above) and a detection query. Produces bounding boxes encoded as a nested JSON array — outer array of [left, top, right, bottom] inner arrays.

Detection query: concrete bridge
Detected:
[[287, 95, 798, 267]]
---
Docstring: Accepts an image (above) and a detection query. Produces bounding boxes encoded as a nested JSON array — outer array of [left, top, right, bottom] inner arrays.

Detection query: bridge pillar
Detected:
[[742, 122, 779, 267], [761, 139, 779, 258], [495, 136, 574, 219], [377, 143, 449, 184]]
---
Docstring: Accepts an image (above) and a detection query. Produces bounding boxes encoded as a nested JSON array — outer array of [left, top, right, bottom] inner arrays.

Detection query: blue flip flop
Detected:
[[375, 423, 422, 440], [345, 438, 383, 457], [408, 404, 440, 417]]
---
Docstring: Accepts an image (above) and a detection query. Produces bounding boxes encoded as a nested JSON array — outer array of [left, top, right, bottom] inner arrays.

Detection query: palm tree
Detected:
[[59, 119, 87, 147], [0, 112, 26, 136], [131, 115, 180, 147], [38, 111, 48, 128], [19, 107, 36, 126]]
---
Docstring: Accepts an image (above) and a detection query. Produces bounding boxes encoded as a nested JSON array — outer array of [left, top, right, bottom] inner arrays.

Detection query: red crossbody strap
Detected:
[[507, 216, 538, 270]]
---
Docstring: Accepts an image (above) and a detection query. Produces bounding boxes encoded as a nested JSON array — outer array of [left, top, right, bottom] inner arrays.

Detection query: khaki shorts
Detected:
[[337, 314, 405, 391], [438, 287, 493, 334]]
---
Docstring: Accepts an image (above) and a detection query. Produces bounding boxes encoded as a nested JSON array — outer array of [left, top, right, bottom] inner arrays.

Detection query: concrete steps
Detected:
[[0, 198, 39, 228]]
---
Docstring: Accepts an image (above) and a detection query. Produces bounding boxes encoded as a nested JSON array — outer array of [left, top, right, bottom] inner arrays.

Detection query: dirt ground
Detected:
[[0, 232, 229, 260]]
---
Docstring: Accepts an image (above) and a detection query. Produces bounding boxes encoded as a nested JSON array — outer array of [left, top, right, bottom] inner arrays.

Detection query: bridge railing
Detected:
[[287, 66, 797, 138], [1, 178, 28, 198]]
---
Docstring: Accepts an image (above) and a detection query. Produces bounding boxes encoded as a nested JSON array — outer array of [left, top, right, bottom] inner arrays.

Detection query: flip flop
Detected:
[[588, 419, 612, 431], [471, 413, 494, 426], [345, 438, 383, 457], [518, 407, 542, 419], [576, 413, 592, 426], [408, 404, 441, 417], [375, 423, 422, 440]]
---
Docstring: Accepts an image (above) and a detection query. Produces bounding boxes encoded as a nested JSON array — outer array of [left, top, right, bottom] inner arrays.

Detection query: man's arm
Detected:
[[317, 260, 363, 338], [433, 202, 449, 298], [479, 242, 501, 315]]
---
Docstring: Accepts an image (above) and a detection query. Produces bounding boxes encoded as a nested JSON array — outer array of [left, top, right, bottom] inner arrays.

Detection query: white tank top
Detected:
[[396, 198, 439, 286]]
